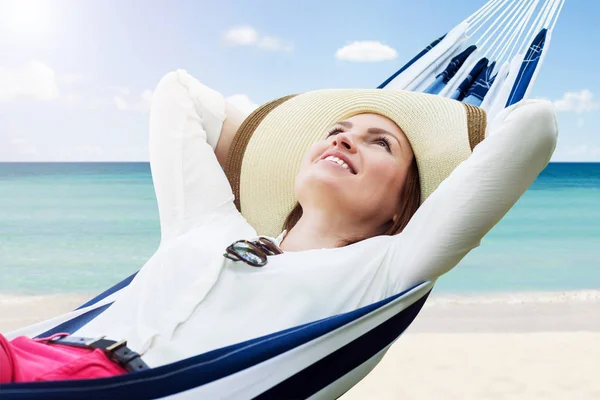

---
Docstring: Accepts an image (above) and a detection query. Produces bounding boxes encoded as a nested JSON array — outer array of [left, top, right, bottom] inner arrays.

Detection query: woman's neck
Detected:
[[279, 210, 372, 252]]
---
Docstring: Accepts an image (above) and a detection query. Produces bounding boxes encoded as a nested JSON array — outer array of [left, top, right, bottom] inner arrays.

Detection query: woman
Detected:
[[0, 70, 558, 382]]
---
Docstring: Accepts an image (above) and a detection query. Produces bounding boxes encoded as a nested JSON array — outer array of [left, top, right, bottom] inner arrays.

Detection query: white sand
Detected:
[[0, 293, 92, 333], [341, 291, 600, 400], [1, 290, 599, 399], [342, 332, 600, 400]]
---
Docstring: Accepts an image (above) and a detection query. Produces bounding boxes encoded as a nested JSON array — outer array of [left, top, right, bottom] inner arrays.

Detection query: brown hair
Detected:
[[282, 156, 421, 245]]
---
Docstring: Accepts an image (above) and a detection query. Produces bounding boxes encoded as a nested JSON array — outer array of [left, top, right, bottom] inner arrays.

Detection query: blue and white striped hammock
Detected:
[[1, 0, 563, 398], [3, 276, 433, 399]]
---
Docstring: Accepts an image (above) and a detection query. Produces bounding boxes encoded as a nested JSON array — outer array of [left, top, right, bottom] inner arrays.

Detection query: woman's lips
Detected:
[[318, 151, 357, 174]]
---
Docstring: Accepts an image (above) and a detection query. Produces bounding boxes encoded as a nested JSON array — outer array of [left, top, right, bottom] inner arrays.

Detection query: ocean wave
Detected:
[[425, 289, 600, 306]]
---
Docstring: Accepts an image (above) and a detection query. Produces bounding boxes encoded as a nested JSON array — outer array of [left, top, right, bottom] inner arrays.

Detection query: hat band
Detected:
[[225, 94, 298, 212], [225, 95, 486, 216], [464, 103, 486, 150]]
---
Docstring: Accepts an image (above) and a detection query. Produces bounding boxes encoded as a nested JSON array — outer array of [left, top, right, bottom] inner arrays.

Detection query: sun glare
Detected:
[[1, 0, 55, 36]]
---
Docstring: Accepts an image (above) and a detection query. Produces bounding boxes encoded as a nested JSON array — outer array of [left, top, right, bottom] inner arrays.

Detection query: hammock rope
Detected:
[[381, 0, 564, 116]]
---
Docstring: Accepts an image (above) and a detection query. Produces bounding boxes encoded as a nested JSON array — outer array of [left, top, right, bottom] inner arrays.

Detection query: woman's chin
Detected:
[[316, 159, 356, 176], [295, 164, 356, 199], [298, 174, 350, 198]]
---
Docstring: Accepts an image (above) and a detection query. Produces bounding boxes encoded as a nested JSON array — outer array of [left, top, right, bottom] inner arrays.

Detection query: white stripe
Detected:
[[159, 282, 433, 399], [307, 343, 393, 400], [479, 60, 511, 112], [466, 0, 511, 39], [6, 282, 431, 399], [383, 23, 469, 92], [485, 52, 524, 117], [486, 0, 534, 61], [5, 289, 123, 340]]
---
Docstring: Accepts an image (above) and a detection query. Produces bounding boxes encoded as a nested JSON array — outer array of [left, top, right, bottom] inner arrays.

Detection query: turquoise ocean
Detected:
[[0, 162, 599, 296]]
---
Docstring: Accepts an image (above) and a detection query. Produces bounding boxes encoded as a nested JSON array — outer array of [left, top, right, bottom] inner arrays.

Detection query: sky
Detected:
[[0, 0, 598, 162]]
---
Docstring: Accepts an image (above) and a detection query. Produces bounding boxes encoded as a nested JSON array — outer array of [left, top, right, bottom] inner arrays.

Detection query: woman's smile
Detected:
[[318, 150, 357, 174]]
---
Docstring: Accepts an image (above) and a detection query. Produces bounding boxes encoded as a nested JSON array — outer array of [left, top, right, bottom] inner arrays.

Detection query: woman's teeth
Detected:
[[324, 155, 350, 171]]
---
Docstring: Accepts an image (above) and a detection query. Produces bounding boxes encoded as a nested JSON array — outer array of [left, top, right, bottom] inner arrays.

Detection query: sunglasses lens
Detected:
[[223, 252, 240, 261], [231, 242, 266, 266]]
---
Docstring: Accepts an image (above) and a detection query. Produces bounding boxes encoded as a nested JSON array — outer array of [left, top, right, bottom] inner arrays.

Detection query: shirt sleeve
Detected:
[[148, 70, 235, 242], [387, 99, 558, 290]]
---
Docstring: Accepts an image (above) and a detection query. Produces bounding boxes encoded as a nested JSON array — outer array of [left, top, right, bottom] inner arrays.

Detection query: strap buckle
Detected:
[[46, 335, 150, 373], [85, 335, 107, 346]]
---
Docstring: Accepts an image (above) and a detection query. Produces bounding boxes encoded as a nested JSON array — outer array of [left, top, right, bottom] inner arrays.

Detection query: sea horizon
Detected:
[[1, 161, 599, 164], [1, 162, 599, 296]]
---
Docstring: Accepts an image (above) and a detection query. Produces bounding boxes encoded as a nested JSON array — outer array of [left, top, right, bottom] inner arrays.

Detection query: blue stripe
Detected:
[[76, 272, 137, 310], [1, 283, 429, 399], [452, 57, 488, 101], [505, 29, 547, 107], [378, 34, 446, 89], [35, 304, 113, 339], [255, 290, 431, 399]]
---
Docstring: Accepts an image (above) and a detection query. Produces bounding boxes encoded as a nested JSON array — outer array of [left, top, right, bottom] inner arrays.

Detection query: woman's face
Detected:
[[295, 113, 415, 230]]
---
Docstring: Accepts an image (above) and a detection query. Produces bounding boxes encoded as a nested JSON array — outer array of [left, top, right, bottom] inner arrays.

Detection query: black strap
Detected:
[[48, 335, 150, 372]]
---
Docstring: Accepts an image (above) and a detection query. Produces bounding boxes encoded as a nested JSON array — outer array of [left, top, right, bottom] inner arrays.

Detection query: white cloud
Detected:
[[0, 61, 60, 102], [1, 135, 149, 162], [552, 144, 600, 162], [10, 138, 39, 156], [61, 93, 81, 107], [226, 94, 258, 115], [224, 26, 259, 46], [57, 73, 85, 85], [114, 86, 131, 97], [88, 98, 110, 110], [553, 90, 599, 114], [567, 145, 600, 157], [258, 36, 293, 52], [112, 88, 153, 113], [223, 26, 292, 52], [335, 41, 398, 62], [114, 96, 128, 111], [139, 89, 153, 112]]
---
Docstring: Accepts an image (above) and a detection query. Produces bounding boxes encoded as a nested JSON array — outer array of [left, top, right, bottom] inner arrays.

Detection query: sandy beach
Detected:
[[1, 290, 599, 399]]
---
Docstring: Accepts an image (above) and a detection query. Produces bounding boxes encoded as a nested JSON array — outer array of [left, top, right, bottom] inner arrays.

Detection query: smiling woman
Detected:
[[286, 113, 420, 248], [0, 68, 558, 394]]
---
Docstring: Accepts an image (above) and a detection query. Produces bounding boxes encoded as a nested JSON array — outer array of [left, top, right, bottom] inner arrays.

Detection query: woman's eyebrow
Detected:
[[334, 121, 403, 149]]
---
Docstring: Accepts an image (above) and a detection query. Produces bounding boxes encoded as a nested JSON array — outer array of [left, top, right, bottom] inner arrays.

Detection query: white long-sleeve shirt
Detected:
[[76, 70, 558, 367]]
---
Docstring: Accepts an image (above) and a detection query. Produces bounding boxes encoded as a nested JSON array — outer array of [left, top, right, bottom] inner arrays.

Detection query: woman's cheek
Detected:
[[304, 142, 327, 165]]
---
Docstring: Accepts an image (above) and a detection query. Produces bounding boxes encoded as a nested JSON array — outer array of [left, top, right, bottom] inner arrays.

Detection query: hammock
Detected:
[[379, 0, 564, 120], [1, 0, 563, 398]]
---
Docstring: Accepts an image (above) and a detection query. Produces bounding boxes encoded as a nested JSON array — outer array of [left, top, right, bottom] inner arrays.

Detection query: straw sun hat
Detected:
[[225, 89, 487, 237]]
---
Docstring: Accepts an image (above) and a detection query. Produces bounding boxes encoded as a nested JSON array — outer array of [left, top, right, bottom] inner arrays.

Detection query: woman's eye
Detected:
[[375, 138, 391, 151], [327, 127, 345, 137]]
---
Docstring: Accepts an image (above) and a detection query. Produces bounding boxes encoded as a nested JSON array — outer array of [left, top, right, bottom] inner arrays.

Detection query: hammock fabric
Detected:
[[380, 0, 564, 120], [2, 0, 563, 398]]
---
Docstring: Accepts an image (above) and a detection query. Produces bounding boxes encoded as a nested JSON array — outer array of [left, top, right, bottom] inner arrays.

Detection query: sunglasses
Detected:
[[224, 237, 283, 267]]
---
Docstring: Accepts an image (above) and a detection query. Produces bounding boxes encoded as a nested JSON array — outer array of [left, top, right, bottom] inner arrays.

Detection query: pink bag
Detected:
[[0, 333, 126, 383]]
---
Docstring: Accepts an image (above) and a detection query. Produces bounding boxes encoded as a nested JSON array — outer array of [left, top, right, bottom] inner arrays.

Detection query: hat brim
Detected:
[[226, 89, 486, 237]]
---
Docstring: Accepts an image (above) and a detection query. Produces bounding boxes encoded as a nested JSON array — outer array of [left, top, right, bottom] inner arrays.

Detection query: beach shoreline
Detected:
[[2, 289, 600, 334], [1, 290, 599, 399]]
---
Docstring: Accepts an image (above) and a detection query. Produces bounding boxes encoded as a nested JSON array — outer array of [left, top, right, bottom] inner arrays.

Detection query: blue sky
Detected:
[[0, 0, 598, 162]]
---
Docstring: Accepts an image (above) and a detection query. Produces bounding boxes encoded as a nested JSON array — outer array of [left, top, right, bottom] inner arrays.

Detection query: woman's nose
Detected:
[[331, 132, 357, 153]]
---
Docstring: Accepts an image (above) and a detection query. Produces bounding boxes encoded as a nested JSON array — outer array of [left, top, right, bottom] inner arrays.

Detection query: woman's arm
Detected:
[[148, 70, 245, 242], [388, 99, 558, 289], [215, 102, 247, 167]]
